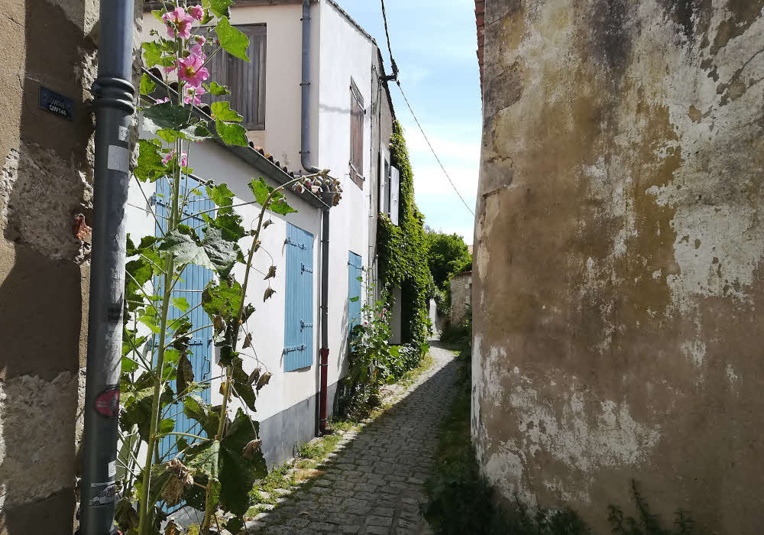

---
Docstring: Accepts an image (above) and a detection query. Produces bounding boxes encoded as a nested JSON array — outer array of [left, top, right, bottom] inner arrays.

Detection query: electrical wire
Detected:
[[379, 0, 475, 217], [395, 82, 475, 216], [380, 0, 398, 79]]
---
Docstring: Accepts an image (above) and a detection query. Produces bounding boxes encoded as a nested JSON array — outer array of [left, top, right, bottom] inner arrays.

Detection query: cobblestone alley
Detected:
[[248, 344, 460, 534]]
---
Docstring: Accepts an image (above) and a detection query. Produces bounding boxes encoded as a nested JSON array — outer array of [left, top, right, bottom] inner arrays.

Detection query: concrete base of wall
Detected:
[[259, 380, 339, 469]]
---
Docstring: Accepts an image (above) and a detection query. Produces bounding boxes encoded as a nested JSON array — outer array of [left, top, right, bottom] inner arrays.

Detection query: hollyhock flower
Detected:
[[162, 150, 174, 164], [154, 97, 170, 105], [184, 85, 206, 106], [177, 54, 209, 88], [162, 7, 194, 40], [194, 35, 206, 46], [190, 44, 205, 59], [180, 152, 188, 167], [188, 5, 204, 21]]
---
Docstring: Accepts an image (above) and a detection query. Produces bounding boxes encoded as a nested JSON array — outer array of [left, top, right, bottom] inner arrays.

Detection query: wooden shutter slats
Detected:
[[201, 24, 266, 130]]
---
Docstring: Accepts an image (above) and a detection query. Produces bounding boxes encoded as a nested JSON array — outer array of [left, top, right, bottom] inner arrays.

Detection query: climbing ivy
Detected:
[[377, 121, 434, 350]]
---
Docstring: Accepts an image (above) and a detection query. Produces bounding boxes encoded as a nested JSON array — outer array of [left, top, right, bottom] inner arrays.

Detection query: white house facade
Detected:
[[131, 0, 397, 467]]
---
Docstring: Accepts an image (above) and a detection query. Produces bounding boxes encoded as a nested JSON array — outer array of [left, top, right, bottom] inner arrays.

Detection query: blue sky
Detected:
[[338, 0, 482, 244]]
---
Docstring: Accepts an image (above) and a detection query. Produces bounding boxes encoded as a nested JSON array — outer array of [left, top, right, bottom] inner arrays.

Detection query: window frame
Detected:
[[349, 79, 365, 188], [200, 23, 267, 131]]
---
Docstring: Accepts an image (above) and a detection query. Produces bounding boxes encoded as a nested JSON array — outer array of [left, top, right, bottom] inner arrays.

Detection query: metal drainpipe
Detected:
[[79, 0, 135, 533], [318, 199, 331, 435], [301, 0, 330, 435], [300, 0, 319, 174]]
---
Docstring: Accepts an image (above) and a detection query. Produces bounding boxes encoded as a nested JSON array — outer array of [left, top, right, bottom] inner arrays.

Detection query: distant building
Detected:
[[449, 271, 471, 327]]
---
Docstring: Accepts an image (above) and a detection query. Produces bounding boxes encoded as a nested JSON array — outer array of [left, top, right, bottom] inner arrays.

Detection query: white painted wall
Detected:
[[137, 0, 382, 457], [126, 131, 323, 423], [316, 0, 376, 387], [142, 3, 317, 169]]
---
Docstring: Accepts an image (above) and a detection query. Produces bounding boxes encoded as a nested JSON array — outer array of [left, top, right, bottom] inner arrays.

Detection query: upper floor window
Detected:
[[203, 24, 267, 130], [349, 80, 365, 188]]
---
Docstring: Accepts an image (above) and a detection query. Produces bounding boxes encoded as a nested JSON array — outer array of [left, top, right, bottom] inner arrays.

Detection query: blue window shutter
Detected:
[[154, 176, 214, 473], [284, 223, 314, 372], [348, 251, 363, 332]]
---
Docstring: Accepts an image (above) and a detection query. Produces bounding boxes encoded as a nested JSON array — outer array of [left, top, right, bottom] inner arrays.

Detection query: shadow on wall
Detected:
[[0, 0, 97, 532]]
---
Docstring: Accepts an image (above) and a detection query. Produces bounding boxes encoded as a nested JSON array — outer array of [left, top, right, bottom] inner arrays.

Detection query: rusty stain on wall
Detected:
[[474, 0, 764, 532]]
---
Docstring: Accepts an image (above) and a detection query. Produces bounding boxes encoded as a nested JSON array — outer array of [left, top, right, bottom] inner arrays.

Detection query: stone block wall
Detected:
[[0, 0, 97, 532], [473, 1, 764, 532]]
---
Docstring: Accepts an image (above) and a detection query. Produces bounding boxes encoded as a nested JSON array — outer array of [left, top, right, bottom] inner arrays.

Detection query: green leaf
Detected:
[[156, 123, 213, 144], [134, 140, 167, 183], [158, 418, 175, 436], [202, 279, 243, 322], [216, 17, 250, 61], [231, 357, 256, 411], [140, 73, 157, 96], [211, 101, 243, 123], [215, 119, 248, 147], [183, 395, 220, 438], [202, 227, 240, 278], [159, 227, 213, 269], [219, 410, 267, 515], [142, 41, 164, 68], [206, 183, 235, 213], [247, 178, 271, 207], [186, 439, 220, 479], [151, 10, 164, 23], [172, 297, 191, 312], [207, 81, 231, 96], [349, 296, 360, 302], [143, 102, 192, 131], [204, 212, 245, 243], [204, 0, 233, 18], [270, 193, 297, 215]]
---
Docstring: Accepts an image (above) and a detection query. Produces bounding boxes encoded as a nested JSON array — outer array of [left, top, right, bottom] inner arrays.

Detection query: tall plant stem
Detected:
[[137, 136, 183, 535], [200, 180, 300, 533]]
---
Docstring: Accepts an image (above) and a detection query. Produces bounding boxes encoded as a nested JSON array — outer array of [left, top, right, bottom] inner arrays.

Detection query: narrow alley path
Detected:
[[248, 343, 459, 534]]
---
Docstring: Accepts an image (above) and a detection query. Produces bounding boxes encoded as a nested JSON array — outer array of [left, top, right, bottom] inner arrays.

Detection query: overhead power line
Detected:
[[379, 0, 476, 217], [395, 83, 475, 216]]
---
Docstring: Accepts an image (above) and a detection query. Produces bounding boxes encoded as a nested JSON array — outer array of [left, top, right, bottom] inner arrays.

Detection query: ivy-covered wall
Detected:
[[378, 121, 433, 349]]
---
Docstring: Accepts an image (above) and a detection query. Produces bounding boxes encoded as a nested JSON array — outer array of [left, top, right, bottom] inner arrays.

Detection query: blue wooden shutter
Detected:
[[154, 177, 214, 465], [284, 224, 314, 372], [348, 251, 363, 332]]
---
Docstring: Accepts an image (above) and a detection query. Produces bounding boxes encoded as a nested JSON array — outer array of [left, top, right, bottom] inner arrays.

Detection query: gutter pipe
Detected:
[[300, 0, 330, 435], [79, 0, 135, 533]]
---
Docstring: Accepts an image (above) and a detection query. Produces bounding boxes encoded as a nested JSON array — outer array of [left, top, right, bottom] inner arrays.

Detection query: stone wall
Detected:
[[473, 1, 764, 533], [0, 0, 97, 532], [450, 272, 472, 327]]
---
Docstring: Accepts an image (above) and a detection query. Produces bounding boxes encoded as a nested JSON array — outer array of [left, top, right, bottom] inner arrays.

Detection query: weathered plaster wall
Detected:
[[473, 0, 764, 532], [450, 272, 472, 326], [0, 0, 99, 531]]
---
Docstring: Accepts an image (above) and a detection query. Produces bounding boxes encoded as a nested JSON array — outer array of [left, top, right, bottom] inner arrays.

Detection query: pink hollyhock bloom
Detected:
[[194, 35, 206, 46], [178, 54, 209, 88], [190, 44, 205, 59], [180, 152, 188, 167], [162, 150, 174, 164], [184, 85, 206, 106], [154, 97, 170, 105], [188, 5, 204, 20], [162, 7, 194, 40]]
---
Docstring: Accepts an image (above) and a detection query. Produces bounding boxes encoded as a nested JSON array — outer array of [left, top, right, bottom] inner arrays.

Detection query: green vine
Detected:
[[377, 121, 434, 350]]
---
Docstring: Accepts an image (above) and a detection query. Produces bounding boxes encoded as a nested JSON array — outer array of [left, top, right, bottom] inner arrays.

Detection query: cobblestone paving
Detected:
[[249, 344, 459, 534]]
